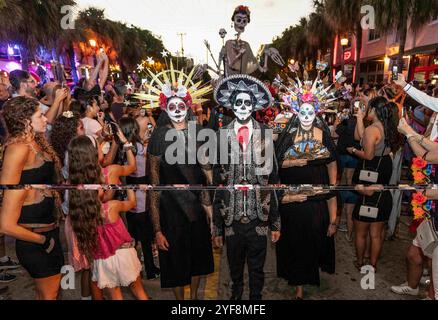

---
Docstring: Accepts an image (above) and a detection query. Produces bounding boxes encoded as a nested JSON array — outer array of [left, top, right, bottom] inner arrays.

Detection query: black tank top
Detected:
[[18, 153, 56, 225]]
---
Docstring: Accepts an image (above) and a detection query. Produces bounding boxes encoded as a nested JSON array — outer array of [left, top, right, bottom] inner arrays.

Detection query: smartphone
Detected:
[[353, 101, 361, 114], [392, 66, 398, 81], [100, 48, 105, 54]]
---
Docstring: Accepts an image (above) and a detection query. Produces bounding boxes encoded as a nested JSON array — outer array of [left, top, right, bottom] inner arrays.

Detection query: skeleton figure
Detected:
[[218, 5, 285, 76]]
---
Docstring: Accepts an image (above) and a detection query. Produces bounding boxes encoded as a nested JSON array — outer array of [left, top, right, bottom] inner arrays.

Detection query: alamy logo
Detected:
[[164, 121, 274, 176], [60, 265, 76, 290], [361, 5, 376, 30], [360, 265, 375, 290], [60, 5, 75, 30]]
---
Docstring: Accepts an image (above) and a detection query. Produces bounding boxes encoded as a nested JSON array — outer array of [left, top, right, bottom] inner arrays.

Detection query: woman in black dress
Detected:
[[275, 104, 338, 300], [147, 85, 214, 300], [346, 97, 403, 272]]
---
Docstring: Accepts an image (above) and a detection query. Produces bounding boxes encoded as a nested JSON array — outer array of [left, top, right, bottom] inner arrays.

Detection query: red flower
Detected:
[[412, 192, 427, 205], [412, 157, 428, 169], [413, 207, 426, 220], [413, 171, 426, 183]]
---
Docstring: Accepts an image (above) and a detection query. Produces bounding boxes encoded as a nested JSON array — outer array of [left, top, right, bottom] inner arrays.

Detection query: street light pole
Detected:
[[340, 36, 349, 76]]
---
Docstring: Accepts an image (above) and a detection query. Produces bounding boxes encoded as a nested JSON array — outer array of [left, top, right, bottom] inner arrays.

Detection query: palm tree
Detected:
[[371, 0, 438, 72], [324, 0, 365, 83], [0, 0, 77, 70], [306, 1, 335, 61]]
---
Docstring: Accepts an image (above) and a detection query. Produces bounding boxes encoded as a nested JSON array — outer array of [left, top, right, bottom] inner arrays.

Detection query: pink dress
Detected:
[[91, 202, 142, 289]]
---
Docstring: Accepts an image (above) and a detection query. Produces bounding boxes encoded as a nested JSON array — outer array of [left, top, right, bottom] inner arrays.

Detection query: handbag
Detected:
[[359, 192, 383, 219], [359, 143, 386, 183], [417, 214, 438, 257]]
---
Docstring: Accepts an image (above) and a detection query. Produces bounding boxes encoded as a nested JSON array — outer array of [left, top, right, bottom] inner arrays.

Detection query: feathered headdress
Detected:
[[133, 60, 212, 110], [275, 60, 346, 114]]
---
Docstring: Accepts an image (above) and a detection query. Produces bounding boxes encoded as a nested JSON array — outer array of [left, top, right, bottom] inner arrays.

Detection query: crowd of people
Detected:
[[0, 48, 438, 301]]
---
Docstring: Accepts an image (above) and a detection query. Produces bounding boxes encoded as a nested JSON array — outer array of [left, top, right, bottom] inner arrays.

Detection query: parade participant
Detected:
[[275, 72, 338, 300], [347, 97, 402, 272], [212, 74, 280, 300], [143, 67, 214, 300], [0, 97, 64, 300]]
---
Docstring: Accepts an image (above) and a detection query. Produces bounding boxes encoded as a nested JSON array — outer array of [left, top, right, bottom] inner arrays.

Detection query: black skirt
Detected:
[[276, 199, 335, 287], [16, 228, 64, 279], [158, 197, 214, 288]]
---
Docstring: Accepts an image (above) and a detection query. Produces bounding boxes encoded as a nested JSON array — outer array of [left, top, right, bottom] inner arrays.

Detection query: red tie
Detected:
[[237, 126, 249, 152]]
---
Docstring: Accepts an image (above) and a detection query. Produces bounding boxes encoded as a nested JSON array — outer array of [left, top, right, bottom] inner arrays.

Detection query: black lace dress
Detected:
[[147, 119, 214, 288], [275, 120, 337, 287]]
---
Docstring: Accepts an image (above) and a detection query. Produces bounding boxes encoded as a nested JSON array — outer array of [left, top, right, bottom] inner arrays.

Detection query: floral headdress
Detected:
[[276, 61, 346, 114]]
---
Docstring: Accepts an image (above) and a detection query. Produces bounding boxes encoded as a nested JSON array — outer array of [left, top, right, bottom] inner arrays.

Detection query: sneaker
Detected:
[[0, 272, 16, 283], [338, 223, 348, 232], [391, 283, 419, 296], [0, 257, 20, 271]]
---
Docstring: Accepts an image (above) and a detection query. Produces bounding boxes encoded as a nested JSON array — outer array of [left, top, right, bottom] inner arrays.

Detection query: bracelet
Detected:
[[422, 151, 429, 161]]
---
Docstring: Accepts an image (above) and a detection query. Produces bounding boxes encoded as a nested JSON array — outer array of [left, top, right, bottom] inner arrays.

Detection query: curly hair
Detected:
[[2, 96, 62, 179], [368, 96, 402, 153], [50, 112, 82, 163], [68, 135, 103, 261]]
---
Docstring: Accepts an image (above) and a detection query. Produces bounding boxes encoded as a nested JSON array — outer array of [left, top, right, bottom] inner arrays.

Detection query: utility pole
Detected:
[[177, 32, 186, 58]]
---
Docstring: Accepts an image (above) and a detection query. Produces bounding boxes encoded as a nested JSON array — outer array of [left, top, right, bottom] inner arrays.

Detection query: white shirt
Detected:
[[81, 117, 102, 140], [404, 84, 438, 112]]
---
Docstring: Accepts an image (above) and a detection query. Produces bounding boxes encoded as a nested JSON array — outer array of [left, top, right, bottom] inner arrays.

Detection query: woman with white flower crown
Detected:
[[139, 67, 214, 300]]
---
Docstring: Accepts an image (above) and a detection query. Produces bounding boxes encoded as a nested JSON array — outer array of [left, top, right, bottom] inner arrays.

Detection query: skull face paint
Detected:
[[233, 13, 249, 34], [166, 97, 187, 124], [298, 103, 316, 128], [233, 92, 253, 122]]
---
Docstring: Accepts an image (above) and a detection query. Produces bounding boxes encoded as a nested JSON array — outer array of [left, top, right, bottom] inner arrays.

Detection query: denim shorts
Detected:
[[340, 191, 359, 204], [340, 154, 359, 170]]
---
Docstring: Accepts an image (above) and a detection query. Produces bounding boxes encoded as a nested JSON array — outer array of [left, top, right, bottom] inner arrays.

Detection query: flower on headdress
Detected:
[[159, 82, 192, 110], [301, 92, 315, 103], [62, 111, 74, 119]]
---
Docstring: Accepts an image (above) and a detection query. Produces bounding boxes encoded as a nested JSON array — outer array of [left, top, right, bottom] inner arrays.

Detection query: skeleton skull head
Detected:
[[219, 28, 227, 39], [233, 92, 253, 122], [298, 103, 316, 128], [166, 97, 187, 124], [233, 13, 249, 34]]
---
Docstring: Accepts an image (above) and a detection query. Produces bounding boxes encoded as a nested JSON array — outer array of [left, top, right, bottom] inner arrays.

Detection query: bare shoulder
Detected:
[[3, 143, 30, 162]]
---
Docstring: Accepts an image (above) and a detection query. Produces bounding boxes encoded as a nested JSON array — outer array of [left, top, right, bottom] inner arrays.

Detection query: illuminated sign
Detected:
[[344, 50, 352, 61]]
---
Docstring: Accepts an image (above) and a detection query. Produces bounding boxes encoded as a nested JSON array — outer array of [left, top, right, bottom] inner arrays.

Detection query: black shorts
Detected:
[[16, 228, 64, 279]]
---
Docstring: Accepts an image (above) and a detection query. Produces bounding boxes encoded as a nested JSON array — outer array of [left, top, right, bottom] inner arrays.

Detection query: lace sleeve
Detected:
[[148, 154, 162, 234]]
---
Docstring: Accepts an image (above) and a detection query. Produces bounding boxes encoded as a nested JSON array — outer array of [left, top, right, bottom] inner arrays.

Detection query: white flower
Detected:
[[62, 111, 74, 119]]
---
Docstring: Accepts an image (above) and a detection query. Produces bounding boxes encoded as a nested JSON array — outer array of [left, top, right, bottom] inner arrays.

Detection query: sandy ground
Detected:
[[0, 215, 428, 301]]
